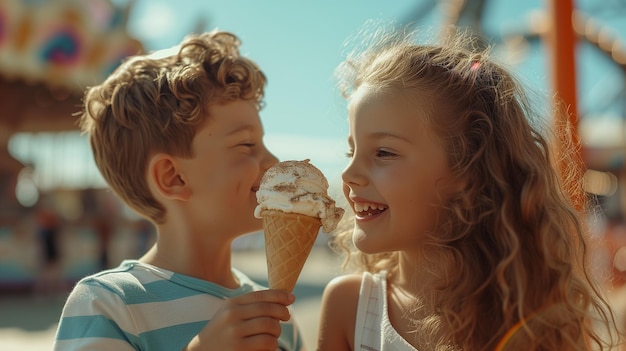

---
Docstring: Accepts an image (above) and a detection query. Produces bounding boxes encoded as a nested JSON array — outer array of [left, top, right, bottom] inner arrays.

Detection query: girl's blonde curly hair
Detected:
[[331, 26, 618, 350]]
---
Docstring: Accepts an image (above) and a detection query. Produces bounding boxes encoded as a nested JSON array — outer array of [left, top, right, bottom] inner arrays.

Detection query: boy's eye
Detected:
[[376, 149, 396, 158], [240, 143, 255, 148], [345, 150, 354, 158]]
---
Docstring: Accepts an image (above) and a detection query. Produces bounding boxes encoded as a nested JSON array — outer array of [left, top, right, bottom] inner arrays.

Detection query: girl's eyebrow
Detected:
[[368, 131, 412, 143]]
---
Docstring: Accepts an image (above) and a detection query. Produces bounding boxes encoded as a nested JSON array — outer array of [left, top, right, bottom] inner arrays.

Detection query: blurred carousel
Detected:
[[0, 0, 143, 214]]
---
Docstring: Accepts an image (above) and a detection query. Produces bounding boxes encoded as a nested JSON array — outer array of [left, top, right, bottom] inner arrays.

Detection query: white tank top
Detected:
[[354, 271, 418, 351]]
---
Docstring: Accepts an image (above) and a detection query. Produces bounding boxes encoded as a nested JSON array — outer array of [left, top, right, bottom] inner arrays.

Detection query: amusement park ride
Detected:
[[0, 0, 143, 208]]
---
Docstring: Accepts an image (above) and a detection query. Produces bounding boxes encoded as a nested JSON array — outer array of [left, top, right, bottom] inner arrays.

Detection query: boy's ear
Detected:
[[147, 154, 191, 201]]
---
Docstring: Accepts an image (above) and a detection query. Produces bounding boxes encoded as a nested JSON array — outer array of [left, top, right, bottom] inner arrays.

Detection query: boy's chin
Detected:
[[242, 218, 264, 234]]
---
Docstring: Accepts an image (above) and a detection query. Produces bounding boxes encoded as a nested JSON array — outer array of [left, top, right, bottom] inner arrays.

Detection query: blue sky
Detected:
[[115, 0, 624, 187], [122, 0, 437, 188], [10, 0, 626, 197]]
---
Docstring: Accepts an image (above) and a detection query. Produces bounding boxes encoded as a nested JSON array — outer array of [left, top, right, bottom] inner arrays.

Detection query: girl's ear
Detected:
[[440, 174, 467, 200], [146, 154, 191, 201], [450, 175, 468, 195]]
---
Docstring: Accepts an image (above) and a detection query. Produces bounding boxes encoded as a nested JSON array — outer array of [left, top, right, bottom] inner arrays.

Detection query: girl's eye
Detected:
[[240, 143, 255, 148], [345, 149, 396, 158]]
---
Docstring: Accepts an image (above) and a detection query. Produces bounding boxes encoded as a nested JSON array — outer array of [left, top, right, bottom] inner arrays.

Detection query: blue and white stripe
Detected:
[[54, 260, 303, 351]]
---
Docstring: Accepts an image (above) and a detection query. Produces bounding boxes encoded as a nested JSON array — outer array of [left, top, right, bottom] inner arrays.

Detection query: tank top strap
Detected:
[[354, 271, 387, 350]]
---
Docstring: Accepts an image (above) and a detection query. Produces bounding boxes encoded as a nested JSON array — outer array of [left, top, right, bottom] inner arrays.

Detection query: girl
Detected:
[[317, 28, 617, 351]]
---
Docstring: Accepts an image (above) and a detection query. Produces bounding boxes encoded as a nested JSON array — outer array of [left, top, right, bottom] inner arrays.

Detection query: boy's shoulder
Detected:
[[77, 260, 163, 292], [67, 260, 173, 307], [73, 260, 266, 302]]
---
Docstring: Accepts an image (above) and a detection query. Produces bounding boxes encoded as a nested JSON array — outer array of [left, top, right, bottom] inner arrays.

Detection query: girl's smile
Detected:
[[352, 200, 389, 220]]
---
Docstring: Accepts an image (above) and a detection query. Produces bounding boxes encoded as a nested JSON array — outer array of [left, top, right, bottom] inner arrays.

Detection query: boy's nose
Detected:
[[262, 147, 279, 170]]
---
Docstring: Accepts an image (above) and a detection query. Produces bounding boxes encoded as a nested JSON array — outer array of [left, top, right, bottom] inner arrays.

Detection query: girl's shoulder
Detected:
[[318, 273, 364, 351], [323, 273, 366, 311], [325, 271, 385, 292], [326, 273, 363, 294]]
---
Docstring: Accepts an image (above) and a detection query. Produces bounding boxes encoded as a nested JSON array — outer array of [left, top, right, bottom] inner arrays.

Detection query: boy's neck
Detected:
[[140, 229, 240, 289]]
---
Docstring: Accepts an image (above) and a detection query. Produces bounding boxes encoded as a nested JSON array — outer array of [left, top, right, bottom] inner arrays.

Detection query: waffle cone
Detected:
[[262, 210, 321, 291]]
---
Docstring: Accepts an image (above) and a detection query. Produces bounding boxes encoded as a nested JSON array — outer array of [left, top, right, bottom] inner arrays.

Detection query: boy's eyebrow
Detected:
[[226, 125, 256, 136]]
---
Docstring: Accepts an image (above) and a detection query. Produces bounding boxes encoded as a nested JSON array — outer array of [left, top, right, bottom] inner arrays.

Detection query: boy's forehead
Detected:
[[203, 100, 263, 135]]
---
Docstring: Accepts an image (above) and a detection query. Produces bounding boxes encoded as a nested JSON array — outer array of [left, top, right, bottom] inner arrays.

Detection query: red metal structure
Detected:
[[547, 0, 584, 210]]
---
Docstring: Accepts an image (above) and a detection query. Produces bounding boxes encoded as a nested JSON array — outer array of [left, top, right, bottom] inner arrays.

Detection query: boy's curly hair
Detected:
[[332, 26, 617, 350], [80, 30, 266, 223]]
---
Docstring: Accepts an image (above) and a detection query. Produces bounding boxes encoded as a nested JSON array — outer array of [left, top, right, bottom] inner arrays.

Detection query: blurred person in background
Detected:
[[34, 193, 64, 297]]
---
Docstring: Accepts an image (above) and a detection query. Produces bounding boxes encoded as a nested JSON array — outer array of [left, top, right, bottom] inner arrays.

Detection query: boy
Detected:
[[53, 30, 303, 351]]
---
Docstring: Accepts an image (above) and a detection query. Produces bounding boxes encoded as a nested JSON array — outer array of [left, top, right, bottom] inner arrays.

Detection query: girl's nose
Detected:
[[341, 156, 367, 187]]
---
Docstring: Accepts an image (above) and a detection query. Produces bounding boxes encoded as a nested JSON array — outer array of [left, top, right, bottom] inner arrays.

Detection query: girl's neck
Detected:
[[394, 251, 434, 293], [392, 250, 448, 310], [387, 252, 451, 349]]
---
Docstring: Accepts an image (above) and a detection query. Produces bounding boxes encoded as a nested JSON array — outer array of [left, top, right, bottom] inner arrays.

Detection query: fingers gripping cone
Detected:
[[262, 210, 321, 292]]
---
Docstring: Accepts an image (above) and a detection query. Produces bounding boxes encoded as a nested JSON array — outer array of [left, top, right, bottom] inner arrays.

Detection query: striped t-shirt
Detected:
[[53, 260, 304, 351]]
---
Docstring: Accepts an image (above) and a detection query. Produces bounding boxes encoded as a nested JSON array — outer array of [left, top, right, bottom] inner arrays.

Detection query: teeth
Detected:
[[354, 202, 386, 212]]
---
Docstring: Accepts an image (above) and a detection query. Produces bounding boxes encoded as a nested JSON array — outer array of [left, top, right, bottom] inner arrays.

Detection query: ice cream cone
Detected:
[[262, 210, 321, 291]]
